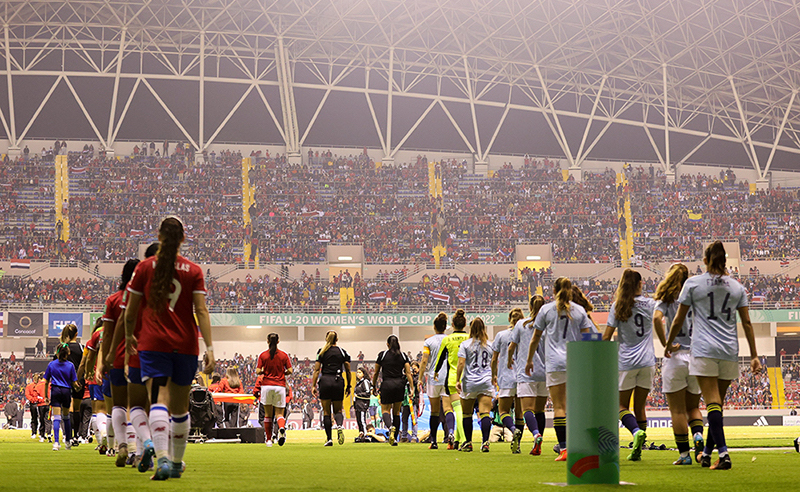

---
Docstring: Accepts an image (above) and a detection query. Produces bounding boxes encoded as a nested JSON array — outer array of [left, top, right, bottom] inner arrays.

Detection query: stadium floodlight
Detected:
[[338, 256, 353, 261], [246, 325, 261, 329], [341, 326, 356, 330], [786, 333, 798, 336], [526, 255, 542, 260]]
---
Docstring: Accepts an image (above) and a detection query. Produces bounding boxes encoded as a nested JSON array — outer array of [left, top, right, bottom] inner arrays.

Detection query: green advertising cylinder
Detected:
[[566, 340, 619, 485]]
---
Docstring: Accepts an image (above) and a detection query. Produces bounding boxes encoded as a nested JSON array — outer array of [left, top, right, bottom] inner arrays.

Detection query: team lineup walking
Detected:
[[32, 229, 770, 482]]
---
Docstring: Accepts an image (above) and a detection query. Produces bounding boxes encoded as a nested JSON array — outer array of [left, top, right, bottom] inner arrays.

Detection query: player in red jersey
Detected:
[[107, 243, 159, 472], [97, 259, 139, 466], [125, 217, 214, 481], [256, 333, 293, 447], [78, 318, 107, 451]]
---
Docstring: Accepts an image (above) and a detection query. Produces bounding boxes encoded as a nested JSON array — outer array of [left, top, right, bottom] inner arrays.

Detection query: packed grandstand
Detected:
[[2, 144, 800, 420]]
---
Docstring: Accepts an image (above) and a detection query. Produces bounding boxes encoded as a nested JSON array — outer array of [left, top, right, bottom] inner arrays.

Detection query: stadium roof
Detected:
[[2, 0, 800, 175]]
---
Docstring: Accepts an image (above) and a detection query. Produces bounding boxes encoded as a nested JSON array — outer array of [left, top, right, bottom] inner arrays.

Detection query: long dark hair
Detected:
[[119, 258, 139, 291], [614, 269, 642, 322], [386, 335, 401, 355], [149, 217, 184, 312], [268, 333, 279, 359], [705, 240, 727, 275]]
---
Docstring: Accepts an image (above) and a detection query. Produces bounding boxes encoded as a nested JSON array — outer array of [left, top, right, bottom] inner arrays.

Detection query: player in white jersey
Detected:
[[653, 263, 705, 465], [603, 269, 657, 462], [666, 241, 761, 470], [491, 308, 524, 453], [455, 318, 494, 452], [526, 277, 593, 461], [506, 296, 548, 455], [418, 312, 448, 449]]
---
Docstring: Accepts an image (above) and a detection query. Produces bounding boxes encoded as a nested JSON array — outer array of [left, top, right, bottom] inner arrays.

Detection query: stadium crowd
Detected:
[[4, 145, 800, 266]]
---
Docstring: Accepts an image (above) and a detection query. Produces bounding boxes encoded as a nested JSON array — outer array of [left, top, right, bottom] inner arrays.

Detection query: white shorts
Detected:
[[461, 382, 494, 401], [427, 384, 447, 399], [461, 390, 493, 400], [662, 351, 701, 394], [546, 371, 567, 388], [689, 356, 739, 380], [260, 385, 286, 408], [497, 387, 517, 398], [517, 381, 547, 398], [619, 366, 655, 391]]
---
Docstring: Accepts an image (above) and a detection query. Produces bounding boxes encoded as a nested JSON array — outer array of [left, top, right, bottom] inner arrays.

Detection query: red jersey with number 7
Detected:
[[126, 255, 206, 356]]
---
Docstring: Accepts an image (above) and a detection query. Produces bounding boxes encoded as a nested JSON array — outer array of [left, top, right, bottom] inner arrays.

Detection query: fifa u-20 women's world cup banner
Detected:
[[209, 312, 511, 327]]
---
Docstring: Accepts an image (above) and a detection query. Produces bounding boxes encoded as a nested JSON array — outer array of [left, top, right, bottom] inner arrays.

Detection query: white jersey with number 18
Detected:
[[458, 338, 493, 393]]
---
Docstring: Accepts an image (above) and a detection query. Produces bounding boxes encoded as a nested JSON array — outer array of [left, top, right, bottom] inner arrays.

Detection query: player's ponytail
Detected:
[[508, 308, 524, 329], [433, 312, 448, 333], [655, 263, 689, 304], [452, 309, 467, 332], [469, 317, 488, 347], [571, 285, 594, 312], [523, 295, 545, 328], [704, 240, 727, 276], [267, 332, 279, 360], [554, 277, 573, 319], [386, 335, 402, 355], [119, 258, 140, 291], [319, 330, 338, 358], [59, 323, 78, 344], [149, 216, 184, 313], [613, 269, 642, 322]]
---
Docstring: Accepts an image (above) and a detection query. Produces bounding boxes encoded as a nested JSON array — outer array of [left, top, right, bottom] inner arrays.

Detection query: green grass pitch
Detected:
[[1, 427, 797, 491]]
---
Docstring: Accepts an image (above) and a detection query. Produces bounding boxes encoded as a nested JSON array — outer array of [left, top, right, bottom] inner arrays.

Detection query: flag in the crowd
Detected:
[[300, 211, 325, 218], [457, 294, 471, 303], [431, 274, 440, 282], [751, 295, 766, 303], [449, 276, 460, 288], [587, 291, 599, 299], [0, 312, 3, 336], [780, 260, 790, 267], [70, 166, 87, 174], [368, 291, 386, 301], [686, 210, 702, 222], [130, 229, 144, 237], [10, 259, 30, 269], [497, 248, 511, 257], [429, 291, 450, 302]]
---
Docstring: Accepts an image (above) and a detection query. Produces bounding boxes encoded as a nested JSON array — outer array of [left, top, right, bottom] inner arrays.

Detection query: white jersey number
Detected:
[[169, 278, 182, 311]]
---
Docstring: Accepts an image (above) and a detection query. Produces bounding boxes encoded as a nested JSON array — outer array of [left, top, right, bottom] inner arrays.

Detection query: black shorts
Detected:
[[50, 386, 72, 409], [318, 374, 344, 401], [380, 378, 406, 405], [71, 380, 85, 400], [353, 398, 369, 413]]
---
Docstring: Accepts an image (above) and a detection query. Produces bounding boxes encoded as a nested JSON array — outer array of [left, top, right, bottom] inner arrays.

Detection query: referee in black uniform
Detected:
[[372, 335, 415, 446], [311, 331, 352, 446]]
